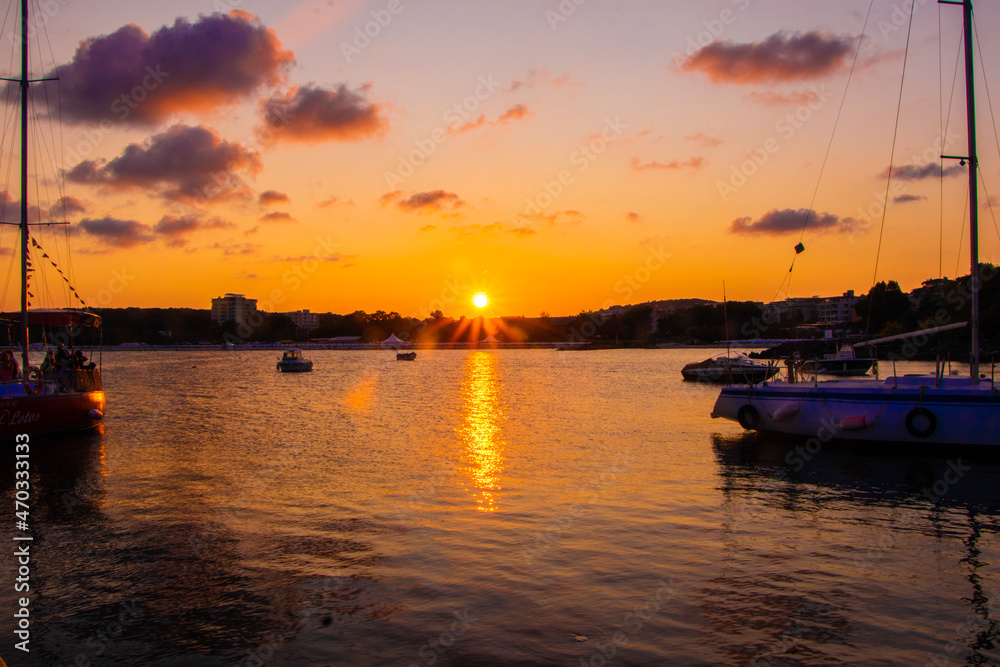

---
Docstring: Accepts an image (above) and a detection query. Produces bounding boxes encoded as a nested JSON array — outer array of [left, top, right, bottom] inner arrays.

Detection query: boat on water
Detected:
[[797, 343, 874, 377], [0, 1, 105, 439], [682, 354, 779, 384], [396, 351, 417, 361], [712, 0, 1000, 447], [276, 349, 313, 372]]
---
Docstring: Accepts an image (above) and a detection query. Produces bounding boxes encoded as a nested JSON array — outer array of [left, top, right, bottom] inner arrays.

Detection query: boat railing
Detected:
[[63, 368, 102, 392]]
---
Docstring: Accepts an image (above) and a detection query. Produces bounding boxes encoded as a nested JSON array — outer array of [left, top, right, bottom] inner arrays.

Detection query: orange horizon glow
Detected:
[[10, 2, 998, 319]]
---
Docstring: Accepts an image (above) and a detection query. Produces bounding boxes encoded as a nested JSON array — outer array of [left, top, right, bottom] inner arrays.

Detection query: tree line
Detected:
[[73, 264, 998, 355]]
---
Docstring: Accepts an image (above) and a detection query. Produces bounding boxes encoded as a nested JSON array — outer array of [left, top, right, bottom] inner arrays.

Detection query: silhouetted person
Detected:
[[0, 350, 20, 381]]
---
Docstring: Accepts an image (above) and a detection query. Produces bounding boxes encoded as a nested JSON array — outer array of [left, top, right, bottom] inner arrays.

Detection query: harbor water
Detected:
[[2, 348, 1000, 666]]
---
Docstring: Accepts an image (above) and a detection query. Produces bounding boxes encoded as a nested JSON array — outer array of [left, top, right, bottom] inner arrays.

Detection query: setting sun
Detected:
[[473, 293, 489, 309]]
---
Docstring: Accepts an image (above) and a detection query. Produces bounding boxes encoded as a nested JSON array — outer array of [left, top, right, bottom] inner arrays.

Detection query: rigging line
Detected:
[[973, 18, 1000, 186], [942, 20, 965, 277], [796, 0, 876, 243], [866, 0, 917, 338], [979, 168, 1000, 249]]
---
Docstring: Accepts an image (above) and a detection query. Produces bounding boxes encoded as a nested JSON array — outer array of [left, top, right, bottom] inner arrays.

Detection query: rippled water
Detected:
[[2, 348, 1000, 666]]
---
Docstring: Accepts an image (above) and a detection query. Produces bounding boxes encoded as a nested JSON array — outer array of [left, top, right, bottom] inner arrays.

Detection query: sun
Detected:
[[473, 293, 488, 309]]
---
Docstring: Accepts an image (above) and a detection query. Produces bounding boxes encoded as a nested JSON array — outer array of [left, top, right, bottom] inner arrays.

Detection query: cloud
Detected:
[[380, 190, 465, 214], [682, 31, 853, 84], [883, 162, 965, 181], [153, 214, 234, 246], [449, 222, 504, 237], [77, 217, 153, 247], [43, 11, 294, 126], [257, 83, 388, 144], [510, 226, 537, 237], [66, 124, 261, 204], [730, 208, 860, 235], [259, 211, 295, 223], [685, 132, 722, 147], [629, 156, 703, 171], [417, 224, 437, 233], [448, 104, 531, 136], [53, 196, 87, 217], [326, 252, 358, 268], [893, 194, 926, 204], [259, 190, 290, 206], [318, 195, 354, 207], [626, 212, 643, 223], [507, 69, 582, 91], [0, 191, 87, 223], [211, 241, 261, 255]]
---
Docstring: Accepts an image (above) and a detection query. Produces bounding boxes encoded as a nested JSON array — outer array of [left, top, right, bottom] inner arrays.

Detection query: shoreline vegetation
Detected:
[[26, 267, 1000, 362]]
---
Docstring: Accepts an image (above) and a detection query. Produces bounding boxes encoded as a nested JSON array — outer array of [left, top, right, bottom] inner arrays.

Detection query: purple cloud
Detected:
[[41, 11, 295, 126], [66, 124, 261, 204]]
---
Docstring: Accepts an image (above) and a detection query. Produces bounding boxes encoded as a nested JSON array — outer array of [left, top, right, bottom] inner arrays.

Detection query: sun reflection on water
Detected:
[[458, 352, 505, 512]]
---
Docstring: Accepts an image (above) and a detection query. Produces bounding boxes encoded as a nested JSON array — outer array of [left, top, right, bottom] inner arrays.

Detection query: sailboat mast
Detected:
[[19, 0, 29, 375], [962, 0, 980, 381]]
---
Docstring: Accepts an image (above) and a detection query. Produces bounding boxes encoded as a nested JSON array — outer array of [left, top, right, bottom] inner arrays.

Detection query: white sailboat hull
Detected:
[[711, 375, 1000, 447]]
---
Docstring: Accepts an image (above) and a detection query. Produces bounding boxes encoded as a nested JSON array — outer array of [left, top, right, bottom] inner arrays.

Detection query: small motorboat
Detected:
[[681, 353, 779, 384], [277, 348, 313, 372], [396, 351, 417, 361], [797, 343, 874, 377]]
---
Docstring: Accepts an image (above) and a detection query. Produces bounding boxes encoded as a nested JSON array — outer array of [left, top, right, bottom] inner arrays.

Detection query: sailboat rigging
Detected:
[[711, 0, 999, 447], [0, 0, 105, 438]]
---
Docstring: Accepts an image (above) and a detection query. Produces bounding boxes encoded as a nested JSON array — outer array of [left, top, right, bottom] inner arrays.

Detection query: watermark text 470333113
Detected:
[[13, 433, 32, 654]]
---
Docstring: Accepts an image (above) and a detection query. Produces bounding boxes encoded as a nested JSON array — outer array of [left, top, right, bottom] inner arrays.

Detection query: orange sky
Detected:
[[7, 0, 1000, 319]]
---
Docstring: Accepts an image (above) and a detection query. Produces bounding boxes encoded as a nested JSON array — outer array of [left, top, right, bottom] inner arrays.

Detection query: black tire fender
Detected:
[[905, 407, 937, 438], [737, 404, 760, 430]]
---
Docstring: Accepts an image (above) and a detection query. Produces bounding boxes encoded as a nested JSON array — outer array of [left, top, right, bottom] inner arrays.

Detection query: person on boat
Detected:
[[55, 342, 71, 369], [39, 350, 57, 377], [0, 350, 20, 381], [72, 349, 96, 370]]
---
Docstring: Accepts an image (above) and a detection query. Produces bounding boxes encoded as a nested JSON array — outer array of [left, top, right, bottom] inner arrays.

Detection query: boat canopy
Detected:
[[0, 309, 101, 327]]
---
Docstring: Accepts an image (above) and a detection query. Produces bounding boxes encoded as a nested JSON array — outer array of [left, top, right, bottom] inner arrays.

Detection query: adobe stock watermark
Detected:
[[668, 0, 753, 71], [853, 458, 972, 576], [508, 117, 627, 229], [545, 0, 587, 31], [384, 75, 503, 188], [876, 0, 933, 40], [222, 234, 343, 345], [341, 0, 413, 63], [846, 127, 961, 244], [4, 0, 71, 44], [57, 66, 170, 172], [519, 452, 631, 569], [566, 244, 670, 343], [717, 84, 834, 201], [580, 578, 676, 667], [406, 608, 476, 667]]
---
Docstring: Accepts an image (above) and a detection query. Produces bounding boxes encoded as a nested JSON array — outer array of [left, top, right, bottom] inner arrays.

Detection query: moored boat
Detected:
[[0, 2, 105, 439], [277, 349, 313, 372], [797, 343, 874, 377], [682, 353, 779, 384], [712, 0, 1000, 447]]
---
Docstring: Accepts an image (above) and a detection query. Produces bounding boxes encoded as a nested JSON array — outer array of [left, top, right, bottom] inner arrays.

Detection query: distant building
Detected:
[[817, 290, 860, 324], [211, 293, 258, 326], [285, 309, 320, 332], [764, 291, 861, 325], [763, 297, 824, 324]]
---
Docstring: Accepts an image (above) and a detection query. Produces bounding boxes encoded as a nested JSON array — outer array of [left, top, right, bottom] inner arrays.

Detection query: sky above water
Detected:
[[5, 0, 1000, 318]]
